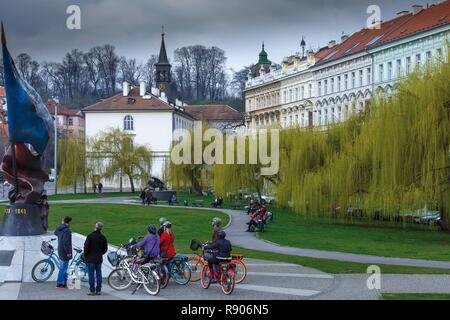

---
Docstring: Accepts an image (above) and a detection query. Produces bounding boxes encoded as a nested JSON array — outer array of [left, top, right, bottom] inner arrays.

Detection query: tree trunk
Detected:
[[128, 174, 135, 193]]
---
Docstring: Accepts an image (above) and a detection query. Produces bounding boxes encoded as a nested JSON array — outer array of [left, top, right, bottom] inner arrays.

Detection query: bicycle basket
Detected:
[[41, 241, 54, 256], [107, 251, 118, 267], [190, 239, 202, 251]]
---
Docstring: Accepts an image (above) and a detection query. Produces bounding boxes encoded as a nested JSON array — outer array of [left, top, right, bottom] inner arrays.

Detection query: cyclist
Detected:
[[203, 230, 232, 281], [211, 217, 222, 242], [160, 221, 176, 271], [131, 225, 160, 263], [158, 217, 167, 237]]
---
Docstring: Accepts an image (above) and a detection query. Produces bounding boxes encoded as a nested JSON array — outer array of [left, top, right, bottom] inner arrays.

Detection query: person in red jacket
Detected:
[[160, 221, 176, 261]]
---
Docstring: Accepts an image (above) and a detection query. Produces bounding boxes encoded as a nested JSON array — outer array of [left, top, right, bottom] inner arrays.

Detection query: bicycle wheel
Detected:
[[31, 259, 55, 282], [171, 262, 191, 285], [108, 268, 133, 291], [233, 260, 247, 284], [221, 269, 235, 295], [187, 256, 204, 282], [200, 265, 211, 289], [142, 270, 160, 296], [159, 264, 170, 289]]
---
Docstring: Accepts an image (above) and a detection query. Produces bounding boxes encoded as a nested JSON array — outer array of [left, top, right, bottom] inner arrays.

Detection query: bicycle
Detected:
[[108, 249, 160, 296], [201, 255, 236, 295], [31, 238, 88, 283], [187, 239, 247, 284], [165, 255, 191, 285]]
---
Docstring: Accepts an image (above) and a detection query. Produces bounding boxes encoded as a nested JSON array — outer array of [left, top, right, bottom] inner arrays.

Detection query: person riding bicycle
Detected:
[[203, 230, 232, 281], [211, 217, 222, 242], [131, 225, 160, 264], [160, 221, 176, 260], [158, 217, 167, 237]]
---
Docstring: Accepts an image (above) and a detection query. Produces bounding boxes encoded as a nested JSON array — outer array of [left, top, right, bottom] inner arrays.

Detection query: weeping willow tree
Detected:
[[276, 56, 450, 227], [89, 128, 152, 192], [214, 129, 279, 201], [168, 122, 214, 195], [57, 136, 86, 193]]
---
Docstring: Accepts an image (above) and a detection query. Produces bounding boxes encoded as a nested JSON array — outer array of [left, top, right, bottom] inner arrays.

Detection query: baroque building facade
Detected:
[[245, 1, 450, 130]]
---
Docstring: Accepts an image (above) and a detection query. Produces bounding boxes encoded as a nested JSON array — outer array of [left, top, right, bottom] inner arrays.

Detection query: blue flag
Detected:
[[1, 23, 53, 155]]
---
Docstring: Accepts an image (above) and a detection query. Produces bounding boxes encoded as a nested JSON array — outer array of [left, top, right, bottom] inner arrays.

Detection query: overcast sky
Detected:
[[0, 0, 437, 72]]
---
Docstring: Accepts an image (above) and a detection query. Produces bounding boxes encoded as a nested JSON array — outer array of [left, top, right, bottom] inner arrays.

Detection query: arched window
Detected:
[[124, 115, 134, 131]]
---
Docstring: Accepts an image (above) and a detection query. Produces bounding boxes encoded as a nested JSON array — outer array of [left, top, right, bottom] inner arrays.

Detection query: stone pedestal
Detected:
[[0, 204, 46, 236]]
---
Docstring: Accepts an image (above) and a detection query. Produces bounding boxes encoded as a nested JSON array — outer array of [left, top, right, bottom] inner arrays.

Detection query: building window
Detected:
[[295, 114, 298, 124], [406, 57, 411, 74], [436, 48, 443, 61], [344, 74, 348, 90], [331, 78, 335, 93], [387, 62, 392, 80], [301, 86, 305, 99], [351, 72, 355, 88], [367, 68, 371, 84], [378, 64, 383, 82], [68, 118, 73, 126], [308, 84, 312, 98], [318, 110, 322, 126], [396, 59, 402, 78], [337, 76, 341, 92], [289, 89, 293, 102], [124, 115, 134, 130], [295, 87, 299, 101], [301, 113, 305, 127], [415, 53, 421, 68], [324, 80, 328, 95], [426, 51, 432, 65], [318, 81, 322, 96]]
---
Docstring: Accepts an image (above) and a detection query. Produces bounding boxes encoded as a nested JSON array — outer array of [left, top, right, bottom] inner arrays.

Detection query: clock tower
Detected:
[[155, 27, 172, 99]]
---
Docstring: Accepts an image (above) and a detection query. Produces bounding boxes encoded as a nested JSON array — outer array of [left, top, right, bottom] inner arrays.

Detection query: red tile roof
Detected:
[[45, 99, 82, 117], [83, 87, 180, 112], [183, 105, 244, 121], [317, 13, 414, 65], [373, 1, 450, 47]]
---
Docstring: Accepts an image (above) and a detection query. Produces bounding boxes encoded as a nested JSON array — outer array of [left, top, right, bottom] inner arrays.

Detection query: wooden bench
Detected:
[[232, 201, 243, 209], [191, 200, 204, 207]]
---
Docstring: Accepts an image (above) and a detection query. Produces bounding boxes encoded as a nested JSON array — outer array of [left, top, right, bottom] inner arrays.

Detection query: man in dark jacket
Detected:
[[84, 222, 108, 295], [203, 230, 232, 280], [54, 216, 72, 288]]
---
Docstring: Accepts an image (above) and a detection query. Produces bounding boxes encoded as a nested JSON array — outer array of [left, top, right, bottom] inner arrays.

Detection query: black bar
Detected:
[[10, 141, 19, 199]]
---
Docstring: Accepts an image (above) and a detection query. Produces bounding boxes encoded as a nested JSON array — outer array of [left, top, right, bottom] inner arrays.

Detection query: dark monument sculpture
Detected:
[[0, 24, 54, 236], [147, 177, 176, 202]]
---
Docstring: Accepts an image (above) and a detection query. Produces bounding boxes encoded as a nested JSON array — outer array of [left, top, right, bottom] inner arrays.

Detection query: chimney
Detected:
[[397, 10, 409, 16], [151, 87, 160, 96], [140, 81, 146, 97], [341, 34, 349, 43], [122, 81, 130, 97], [328, 40, 337, 48], [307, 50, 315, 64], [412, 5, 423, 15]]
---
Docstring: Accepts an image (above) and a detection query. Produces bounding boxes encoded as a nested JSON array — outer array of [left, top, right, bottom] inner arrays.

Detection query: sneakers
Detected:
[[87, 292, 96, 296], [96, 292, 102, 296], [56, 284, 67, 289]]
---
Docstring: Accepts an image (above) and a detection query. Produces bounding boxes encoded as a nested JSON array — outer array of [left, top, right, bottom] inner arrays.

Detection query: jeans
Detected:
[[204, 253, 219, 275], [57, 259, 69, 286], [87, 263, 102, 293]]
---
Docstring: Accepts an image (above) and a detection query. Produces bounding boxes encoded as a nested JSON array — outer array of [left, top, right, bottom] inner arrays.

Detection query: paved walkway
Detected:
[[51, 197, 450, 270]]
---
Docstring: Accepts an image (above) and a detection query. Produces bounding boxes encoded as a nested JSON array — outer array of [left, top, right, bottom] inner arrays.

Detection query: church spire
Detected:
[[157, 25, 170, 65]]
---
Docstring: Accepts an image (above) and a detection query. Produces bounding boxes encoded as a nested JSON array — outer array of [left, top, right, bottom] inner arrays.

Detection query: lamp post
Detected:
[[54, 102, 58, 195]]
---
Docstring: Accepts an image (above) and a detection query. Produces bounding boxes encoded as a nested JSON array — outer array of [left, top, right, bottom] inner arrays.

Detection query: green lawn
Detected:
[[258, 209, 450, 261], [382, 293, 450, 300], [21, 203, 228, 253]]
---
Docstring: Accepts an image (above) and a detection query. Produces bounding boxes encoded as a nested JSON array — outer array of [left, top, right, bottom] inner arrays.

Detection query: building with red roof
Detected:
[[45, 99, 85, 138]]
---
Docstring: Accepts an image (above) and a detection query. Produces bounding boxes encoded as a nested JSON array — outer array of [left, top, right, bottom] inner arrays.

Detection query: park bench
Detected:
[[168, 199, 180, 205], [232, 201, 243, 209], [191, 200, 204, 207]]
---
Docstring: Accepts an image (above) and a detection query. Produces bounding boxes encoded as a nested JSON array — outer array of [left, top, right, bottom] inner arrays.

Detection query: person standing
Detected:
[[98, 182, 103, 194], [84, 222, 108, 296], [54, 216, 73, 288], [160, 221, 176, 260]]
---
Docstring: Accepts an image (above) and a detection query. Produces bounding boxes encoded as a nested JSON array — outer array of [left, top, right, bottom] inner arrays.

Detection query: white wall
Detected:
[[85, 111, 174, 152]]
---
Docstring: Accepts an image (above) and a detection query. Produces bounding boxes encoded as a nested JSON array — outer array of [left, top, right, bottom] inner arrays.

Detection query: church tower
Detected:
[[155, 27, 172, 99]]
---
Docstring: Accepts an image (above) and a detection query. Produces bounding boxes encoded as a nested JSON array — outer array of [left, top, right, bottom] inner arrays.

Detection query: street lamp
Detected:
[[54, 100, 58, 195]]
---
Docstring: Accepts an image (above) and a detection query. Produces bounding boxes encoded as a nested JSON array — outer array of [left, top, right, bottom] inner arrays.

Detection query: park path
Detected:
[[51, 197, 450, 270]]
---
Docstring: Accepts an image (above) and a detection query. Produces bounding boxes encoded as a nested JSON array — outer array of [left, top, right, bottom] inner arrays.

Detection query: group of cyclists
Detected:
[[132, 216, 232, 282], [246, 199, 273, 232]]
